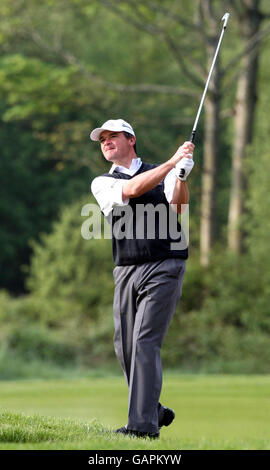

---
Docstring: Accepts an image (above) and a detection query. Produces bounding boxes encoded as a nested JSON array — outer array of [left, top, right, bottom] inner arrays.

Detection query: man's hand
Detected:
[[122, 140, 194, 200], [175, 157, 194, 181], [169, 141, 195, 167]]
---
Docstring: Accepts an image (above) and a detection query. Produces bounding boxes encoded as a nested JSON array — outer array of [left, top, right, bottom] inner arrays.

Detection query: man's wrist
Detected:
[[165, 160, 176, 172], [175, 175, 187, 184], [175, 166, 186, 182]]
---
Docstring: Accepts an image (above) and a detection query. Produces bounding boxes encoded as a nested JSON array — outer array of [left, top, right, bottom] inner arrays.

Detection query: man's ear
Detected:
[[129, 136, 136, 146]]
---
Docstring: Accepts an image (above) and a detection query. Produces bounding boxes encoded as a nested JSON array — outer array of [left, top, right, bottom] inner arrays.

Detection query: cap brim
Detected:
[[90, 128, 104, 141], [90, 123, 135, 141]]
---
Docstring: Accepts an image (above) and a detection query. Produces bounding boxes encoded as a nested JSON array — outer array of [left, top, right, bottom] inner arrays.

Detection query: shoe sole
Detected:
[[114, 427, 159, 439]]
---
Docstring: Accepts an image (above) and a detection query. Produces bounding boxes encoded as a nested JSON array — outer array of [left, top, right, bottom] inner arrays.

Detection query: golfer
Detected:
[[90, 119, 194, 438]]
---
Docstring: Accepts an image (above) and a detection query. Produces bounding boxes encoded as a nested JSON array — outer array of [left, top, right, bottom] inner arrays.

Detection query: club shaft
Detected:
[[179, 13, 230, 179], [190, 24, 227, 142]]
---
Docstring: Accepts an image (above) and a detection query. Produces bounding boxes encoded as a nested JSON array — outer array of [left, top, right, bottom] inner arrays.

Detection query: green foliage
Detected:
[[0, 119, 92, 292], [0, 0, 205, 293], [0, 55, 77, 124], [26, 195, 114, 324], [163, 252, 270, 372], [7, 325, 77, 365], [0, 0, 270, 377], [2, 244, 270, 376], [245, 45, 270, 270], [0, 291, 116, 376]]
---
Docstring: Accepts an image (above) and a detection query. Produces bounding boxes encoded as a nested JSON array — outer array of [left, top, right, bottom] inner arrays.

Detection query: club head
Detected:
[[222, 12, 230, 28]]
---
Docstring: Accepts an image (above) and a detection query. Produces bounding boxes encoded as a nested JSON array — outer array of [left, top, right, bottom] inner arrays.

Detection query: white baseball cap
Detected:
[[90, 119, 135, 141]]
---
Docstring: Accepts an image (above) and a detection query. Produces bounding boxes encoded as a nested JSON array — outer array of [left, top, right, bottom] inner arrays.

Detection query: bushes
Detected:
[[0, 288, 117, 379], [1, 193, 270, 378], [7, 325, 77, 365], [162, 252, 270, 373], [2, 247, 270, 377], [0, 195, 118, 378], [26, 195, 114, 326], [163, 309, 270, 373]]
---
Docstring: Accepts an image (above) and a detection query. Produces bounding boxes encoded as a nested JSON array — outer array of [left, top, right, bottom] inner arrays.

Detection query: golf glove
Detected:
[[175, 157, 194, 181]]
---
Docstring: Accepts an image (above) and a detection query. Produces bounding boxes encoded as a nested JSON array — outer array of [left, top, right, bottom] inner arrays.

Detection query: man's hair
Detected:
[[123, 132, 137, 155]]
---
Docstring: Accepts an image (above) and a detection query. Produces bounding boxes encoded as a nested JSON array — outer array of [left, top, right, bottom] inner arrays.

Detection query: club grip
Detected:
[[179, 131, 195, 179], [190, 130, 196, 143]]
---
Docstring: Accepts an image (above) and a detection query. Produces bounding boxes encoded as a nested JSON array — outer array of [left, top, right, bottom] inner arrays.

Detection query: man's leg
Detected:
[[112, 265, 137, 385], [127, 258, 186, 433]]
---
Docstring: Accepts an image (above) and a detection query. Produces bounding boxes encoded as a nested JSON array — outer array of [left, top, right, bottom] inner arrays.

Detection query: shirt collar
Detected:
[[109, 158, 142, 176]]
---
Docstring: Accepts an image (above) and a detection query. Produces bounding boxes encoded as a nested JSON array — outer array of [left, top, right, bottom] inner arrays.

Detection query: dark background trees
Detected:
[[1, 0, 270, 376]]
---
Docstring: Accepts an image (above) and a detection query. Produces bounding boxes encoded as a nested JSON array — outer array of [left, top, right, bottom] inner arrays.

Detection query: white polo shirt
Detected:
[[91, 158, 177, 217]]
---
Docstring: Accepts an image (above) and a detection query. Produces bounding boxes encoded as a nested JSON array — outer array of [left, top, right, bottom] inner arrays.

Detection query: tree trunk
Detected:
[[200, 40, 221, 267], [228, 0, 262, 252], [200, 95, 220, 266]]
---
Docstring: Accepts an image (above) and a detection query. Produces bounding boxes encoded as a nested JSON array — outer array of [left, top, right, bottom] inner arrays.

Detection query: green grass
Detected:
[[0, 373, 269, 450]]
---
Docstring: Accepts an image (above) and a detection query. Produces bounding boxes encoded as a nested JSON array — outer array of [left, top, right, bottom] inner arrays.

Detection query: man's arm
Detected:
[[91, 176, 129, 217], [122, 141, 194, 200], [170, 155, 195, 213], [170, 179, 189, 213]]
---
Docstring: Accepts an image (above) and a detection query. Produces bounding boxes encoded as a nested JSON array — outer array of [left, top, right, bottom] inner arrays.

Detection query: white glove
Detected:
[[175, 157, 194, 181]]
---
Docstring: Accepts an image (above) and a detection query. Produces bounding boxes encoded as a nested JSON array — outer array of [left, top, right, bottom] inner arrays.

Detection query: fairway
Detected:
[[0, 373, 269, 449]]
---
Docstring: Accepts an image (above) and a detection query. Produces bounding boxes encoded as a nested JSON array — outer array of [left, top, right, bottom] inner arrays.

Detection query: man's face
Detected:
[[99, 131, 135, 163]]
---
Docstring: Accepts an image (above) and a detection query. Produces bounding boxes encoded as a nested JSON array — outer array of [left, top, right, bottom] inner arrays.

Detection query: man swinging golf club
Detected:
[[90, 118, 194, 438], [90, 11, 229, 440]]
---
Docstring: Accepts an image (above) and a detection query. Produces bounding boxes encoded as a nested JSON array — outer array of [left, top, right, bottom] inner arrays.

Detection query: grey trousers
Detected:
[[113, 257, 186, 434]]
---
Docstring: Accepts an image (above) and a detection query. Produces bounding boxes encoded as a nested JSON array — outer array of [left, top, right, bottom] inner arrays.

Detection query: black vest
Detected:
[[103, 162, 188, 265]]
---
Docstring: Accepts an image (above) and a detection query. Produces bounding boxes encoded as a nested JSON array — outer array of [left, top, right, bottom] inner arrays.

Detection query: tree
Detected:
[[26, 195, 114, 325], [227, 0, 269, 253], [0, 0, 230, 267], [92, 0, 228, 266], [2, 0, 270, 279], [0, 53, 105, 292], [198, 0, 222, 266]]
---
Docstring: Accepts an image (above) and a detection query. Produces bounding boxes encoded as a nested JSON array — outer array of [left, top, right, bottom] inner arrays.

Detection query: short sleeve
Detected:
[[163, 168, 177, 203], [91, 176, 129, 217]]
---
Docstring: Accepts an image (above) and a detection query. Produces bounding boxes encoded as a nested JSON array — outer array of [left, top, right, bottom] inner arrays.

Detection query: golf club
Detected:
[[179, 12, 230, 178]]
